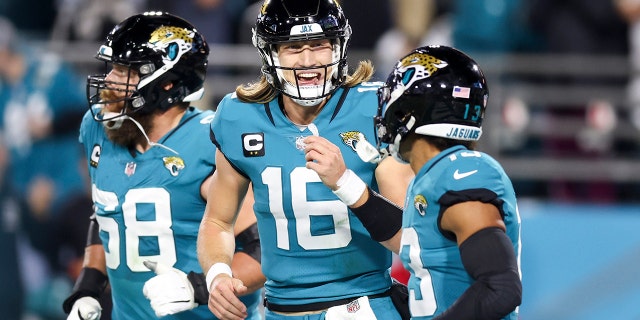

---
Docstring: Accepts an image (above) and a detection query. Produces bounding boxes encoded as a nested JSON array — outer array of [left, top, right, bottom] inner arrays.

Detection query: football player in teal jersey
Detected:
[[349, 45, 523, 319], [61, 12, 265, 320], [196, 0, 414, 319]]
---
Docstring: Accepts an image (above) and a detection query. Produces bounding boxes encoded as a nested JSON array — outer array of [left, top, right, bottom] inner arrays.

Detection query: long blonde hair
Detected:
[[235, 60, 375, 104]]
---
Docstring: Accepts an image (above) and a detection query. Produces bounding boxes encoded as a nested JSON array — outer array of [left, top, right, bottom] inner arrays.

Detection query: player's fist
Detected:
[[143, 260, 198, 317], [66, 296, 101, 320]]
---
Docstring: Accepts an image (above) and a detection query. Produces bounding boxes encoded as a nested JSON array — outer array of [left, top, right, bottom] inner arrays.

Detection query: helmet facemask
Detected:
[[273, 44, 339, 106], [376, 83, 416, 164], [254, 27, 350, 107], [252, 0, 352, 107], [87, 60, 148, 130]]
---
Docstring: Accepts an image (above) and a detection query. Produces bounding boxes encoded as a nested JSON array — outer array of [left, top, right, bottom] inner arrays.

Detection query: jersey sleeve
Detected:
[[78, 109, 99, 158], [209, 92, 235, 150], [437, 154, 506, 209]]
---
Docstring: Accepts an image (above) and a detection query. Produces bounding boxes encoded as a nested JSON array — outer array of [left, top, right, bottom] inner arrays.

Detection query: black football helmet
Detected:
[[252, 0, 351, 106], [375, 45, 489, 162], [87, 11, 209, 123]]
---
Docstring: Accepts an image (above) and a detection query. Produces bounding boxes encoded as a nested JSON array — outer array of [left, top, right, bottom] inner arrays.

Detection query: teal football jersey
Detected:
[[211, 84, 394, 306], [79, 107, 261, 320], [399, 145, 521, 319]]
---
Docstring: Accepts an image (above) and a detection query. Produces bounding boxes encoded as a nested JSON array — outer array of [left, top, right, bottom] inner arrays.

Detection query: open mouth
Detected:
[[295, 71, 322, 86]]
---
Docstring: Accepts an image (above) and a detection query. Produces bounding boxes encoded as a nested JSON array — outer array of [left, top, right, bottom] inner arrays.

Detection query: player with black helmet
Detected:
[[197, 0, 414, 319], [86, 11, 209, 128], [62, 11, 264, 320], [252, 0, 352, 107], [355, 45, 523, 319]]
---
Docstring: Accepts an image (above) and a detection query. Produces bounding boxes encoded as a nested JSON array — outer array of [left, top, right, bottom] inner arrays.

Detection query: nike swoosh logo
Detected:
[[453, 169, 478, 180]]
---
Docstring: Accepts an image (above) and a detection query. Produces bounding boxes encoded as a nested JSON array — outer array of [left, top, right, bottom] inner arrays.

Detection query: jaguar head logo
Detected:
[[395, 52, 448, 89], [163, 156, 185, 176], [414, 194, 427, 216], [339, 130, 368, 152], [148, 26, 194, 61]]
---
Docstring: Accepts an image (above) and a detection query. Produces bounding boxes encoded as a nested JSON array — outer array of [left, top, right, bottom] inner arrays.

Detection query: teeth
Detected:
[[298, 73, 319, 79]]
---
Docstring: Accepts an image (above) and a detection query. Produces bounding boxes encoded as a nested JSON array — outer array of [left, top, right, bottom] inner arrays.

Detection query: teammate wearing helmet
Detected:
[[62, 12, 264, 320], [356, 45, 522, 319], [197, 0, 414, 319]]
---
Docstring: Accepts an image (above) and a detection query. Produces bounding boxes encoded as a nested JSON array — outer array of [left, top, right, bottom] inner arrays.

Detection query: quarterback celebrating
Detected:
[[197, 0, 414, 319]]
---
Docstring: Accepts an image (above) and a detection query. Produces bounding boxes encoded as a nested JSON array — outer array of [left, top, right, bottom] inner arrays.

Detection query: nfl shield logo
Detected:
[[346, 300, 360, 313], [125, 162, 137, 176], [295, 136, 306, 150]]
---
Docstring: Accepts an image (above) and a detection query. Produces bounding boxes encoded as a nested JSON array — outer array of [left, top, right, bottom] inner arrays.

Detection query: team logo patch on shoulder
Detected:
[[340, 130, 382, 163], [163, 156, 185, 176], [90, 144, 101, 168], [242, 133, 265, 157], [339, 131, 365, 152], [414, 194, 427, 216], [340, 131, 381, 163]]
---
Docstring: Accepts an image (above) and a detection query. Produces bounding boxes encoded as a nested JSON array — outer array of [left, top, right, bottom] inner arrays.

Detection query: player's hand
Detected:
[[303, 135, 347, 190], [66, 296, 101, 320], [208, 275, 249, 320], [143, 260, 198, 317]]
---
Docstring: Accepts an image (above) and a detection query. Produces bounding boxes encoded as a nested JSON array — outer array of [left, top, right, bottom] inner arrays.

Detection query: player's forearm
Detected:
[[197, 217, 236, 272], [82, 216, 107, 273], [199, 179, 240, 270], [436, 227, 522, 319], [82, 244, 107, 273], [197, 217, 238, 294], [64, 244, 108, 315]]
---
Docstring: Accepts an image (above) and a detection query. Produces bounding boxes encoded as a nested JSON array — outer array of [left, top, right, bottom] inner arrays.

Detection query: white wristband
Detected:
[[332, 169, 367, 206], [205, 263, 232, 291]]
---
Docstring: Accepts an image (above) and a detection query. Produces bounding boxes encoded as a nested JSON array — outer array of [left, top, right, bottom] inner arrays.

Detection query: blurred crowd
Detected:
[[1, 0, 639, 319]]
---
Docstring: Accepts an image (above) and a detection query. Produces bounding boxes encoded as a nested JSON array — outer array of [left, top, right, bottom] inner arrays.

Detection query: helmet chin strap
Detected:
[[101, 111, 126, 129], [390, 134, 409, 165], [290, 90, 325, 106], [128, 116, 179, 155], [104, 113, 179, 155], [389, 116, 416, 164]]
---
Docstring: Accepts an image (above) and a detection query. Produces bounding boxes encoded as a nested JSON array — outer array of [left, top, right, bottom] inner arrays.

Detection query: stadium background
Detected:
[[2, 0, 640, 319]]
